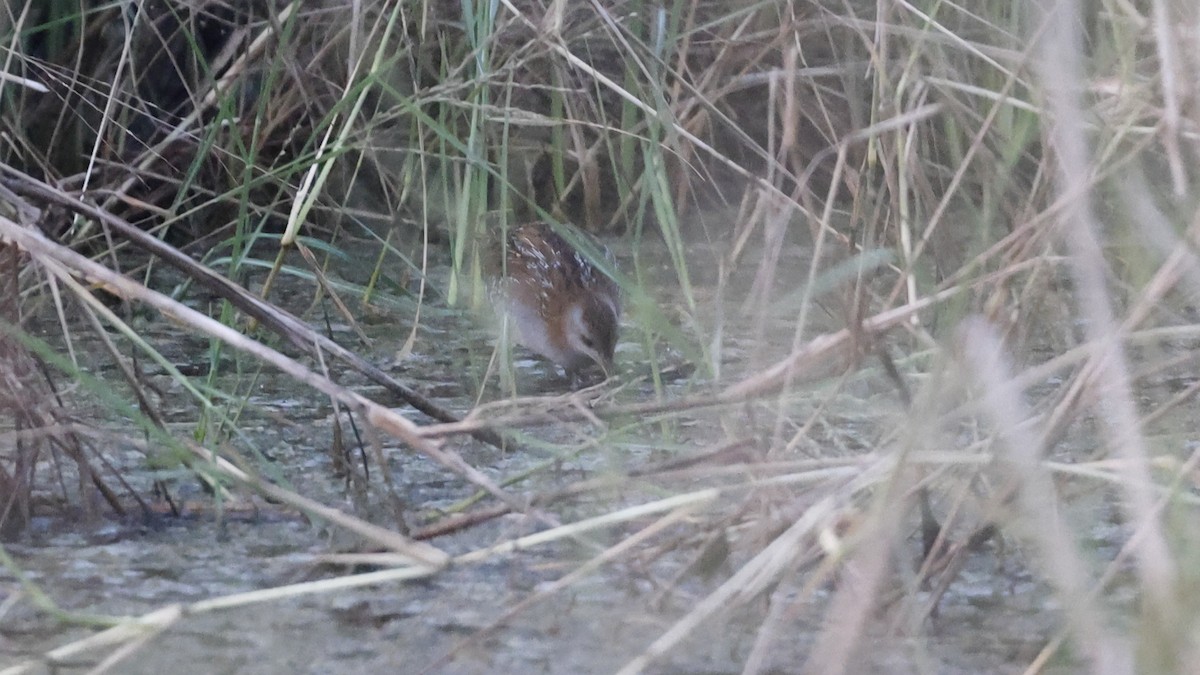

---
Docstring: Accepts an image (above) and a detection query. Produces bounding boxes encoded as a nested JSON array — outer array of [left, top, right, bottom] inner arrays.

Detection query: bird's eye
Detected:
[[581, 335, 595, 349]]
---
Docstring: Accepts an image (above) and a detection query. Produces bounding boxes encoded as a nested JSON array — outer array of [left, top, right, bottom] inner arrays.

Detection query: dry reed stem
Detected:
[[960, 316, 1125, 671], [0, 211, 522, 535], [1, 168, 508, 447], [1032, 0, 1176, 626]]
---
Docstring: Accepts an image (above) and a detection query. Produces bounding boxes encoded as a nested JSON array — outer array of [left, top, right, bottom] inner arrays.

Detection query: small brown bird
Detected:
[[487, 221, 620, 384]]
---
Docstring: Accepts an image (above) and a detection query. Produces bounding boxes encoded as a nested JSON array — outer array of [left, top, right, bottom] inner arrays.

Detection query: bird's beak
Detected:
[[597, 354, 614, 379], [583, 348, 612, 380]]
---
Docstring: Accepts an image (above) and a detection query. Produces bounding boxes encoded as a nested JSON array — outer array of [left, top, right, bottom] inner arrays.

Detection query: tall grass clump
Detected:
[[2, 0, 1200, 672]]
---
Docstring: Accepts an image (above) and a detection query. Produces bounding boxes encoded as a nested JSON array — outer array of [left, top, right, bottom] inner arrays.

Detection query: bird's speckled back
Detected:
[[487, 222, 621, 380]]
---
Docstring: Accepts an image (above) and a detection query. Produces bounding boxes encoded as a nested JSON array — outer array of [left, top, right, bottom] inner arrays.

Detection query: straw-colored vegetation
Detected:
[[2, 0, 1200, 672]]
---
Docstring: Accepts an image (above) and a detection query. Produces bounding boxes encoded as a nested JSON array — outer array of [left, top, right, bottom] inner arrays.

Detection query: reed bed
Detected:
[[2, 0, 1199, 672]]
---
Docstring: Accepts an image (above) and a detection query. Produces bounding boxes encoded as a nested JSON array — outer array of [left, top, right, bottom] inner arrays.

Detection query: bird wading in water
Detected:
[[487, 221, 620, 386]]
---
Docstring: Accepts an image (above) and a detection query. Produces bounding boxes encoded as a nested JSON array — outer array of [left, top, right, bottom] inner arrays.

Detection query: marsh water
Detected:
[[0, 228, 1146, 674]]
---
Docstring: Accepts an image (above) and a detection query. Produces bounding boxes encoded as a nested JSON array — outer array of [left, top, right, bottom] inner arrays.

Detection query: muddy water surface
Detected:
[[0, 231, 1142, 674]]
